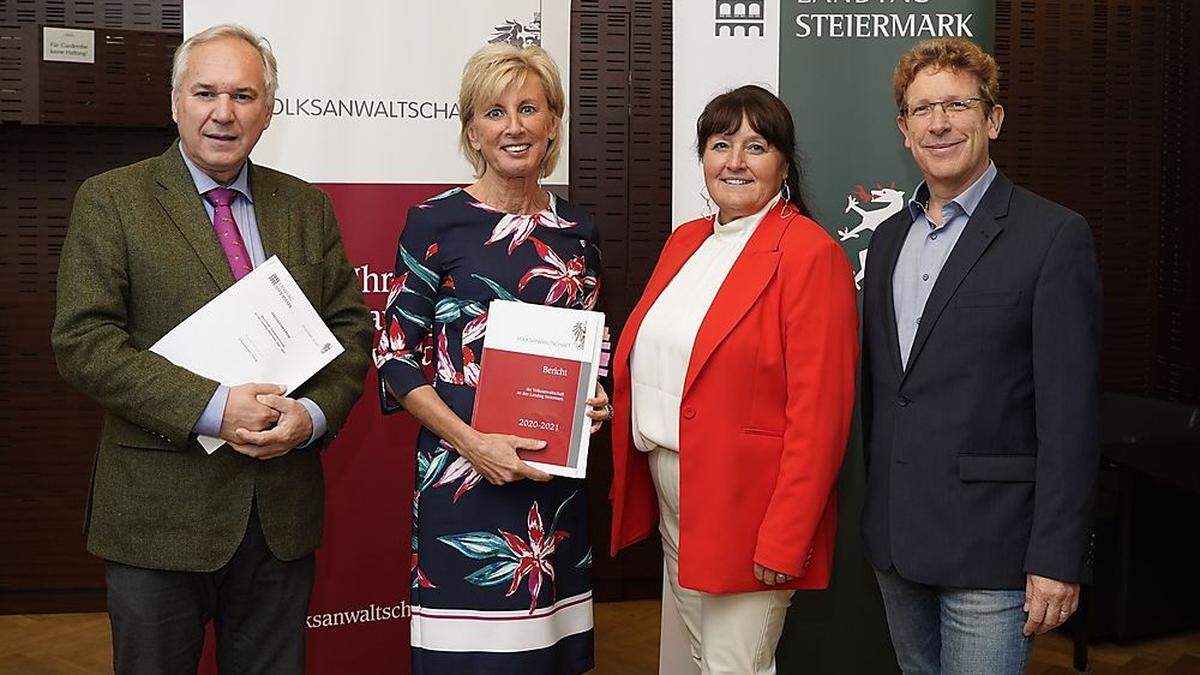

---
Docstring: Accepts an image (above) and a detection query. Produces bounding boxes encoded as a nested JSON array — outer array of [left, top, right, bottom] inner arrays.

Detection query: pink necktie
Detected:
[[204, 187, 253, 281]]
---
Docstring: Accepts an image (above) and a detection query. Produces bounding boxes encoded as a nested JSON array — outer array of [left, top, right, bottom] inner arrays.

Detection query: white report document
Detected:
[[150, 256, 345, 453]]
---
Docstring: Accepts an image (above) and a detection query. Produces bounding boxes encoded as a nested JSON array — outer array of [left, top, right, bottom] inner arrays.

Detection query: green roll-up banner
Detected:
[[777, 3, 994, 673]]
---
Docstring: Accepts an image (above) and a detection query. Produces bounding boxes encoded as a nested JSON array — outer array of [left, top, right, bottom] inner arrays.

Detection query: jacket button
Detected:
[[897, 396, 911, 407], [682, 406, 696, 419]]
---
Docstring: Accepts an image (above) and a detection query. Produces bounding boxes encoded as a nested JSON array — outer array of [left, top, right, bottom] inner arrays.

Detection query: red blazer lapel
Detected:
[[682, 203, 789, 397], [610, 220, 710, 553], [614, 220, 711, 372]]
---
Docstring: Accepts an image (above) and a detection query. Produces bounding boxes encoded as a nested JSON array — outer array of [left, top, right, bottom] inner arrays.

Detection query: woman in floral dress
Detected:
[[374, 43, 606, 674]]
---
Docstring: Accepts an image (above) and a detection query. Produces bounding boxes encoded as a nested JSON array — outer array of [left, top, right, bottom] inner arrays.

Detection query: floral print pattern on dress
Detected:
[[519, 237, 598, 308], [471, 197, 578, 254], [439, 492, 577, 613]]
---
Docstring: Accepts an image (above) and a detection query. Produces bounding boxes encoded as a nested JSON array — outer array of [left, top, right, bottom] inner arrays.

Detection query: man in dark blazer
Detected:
[[51, 24, 371, 674], [861, 38, 1101, 674]]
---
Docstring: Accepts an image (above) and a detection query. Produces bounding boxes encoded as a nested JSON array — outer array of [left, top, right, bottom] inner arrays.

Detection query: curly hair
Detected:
[[893, 37, 999, 113]]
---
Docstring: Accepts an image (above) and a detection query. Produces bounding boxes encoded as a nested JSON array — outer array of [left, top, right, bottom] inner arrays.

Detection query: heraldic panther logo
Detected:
[[490, 12, 543, 47], [836, 183, 906, 290]]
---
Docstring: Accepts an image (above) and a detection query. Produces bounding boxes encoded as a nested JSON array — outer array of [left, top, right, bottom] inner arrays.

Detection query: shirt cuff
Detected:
[[297, 397, 327, 448], [194, 385, 229, 438]]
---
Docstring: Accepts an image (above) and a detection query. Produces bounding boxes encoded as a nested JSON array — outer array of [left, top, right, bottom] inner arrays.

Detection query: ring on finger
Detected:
[[604, 403, 614, 420]]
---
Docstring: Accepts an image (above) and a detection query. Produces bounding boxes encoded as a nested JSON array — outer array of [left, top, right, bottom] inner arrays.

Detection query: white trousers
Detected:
[[649, 448, 795, 675]]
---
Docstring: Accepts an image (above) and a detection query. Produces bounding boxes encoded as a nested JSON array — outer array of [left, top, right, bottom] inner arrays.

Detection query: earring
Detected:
[[780, 181, 795, 219], [700, 188, 715, 222]]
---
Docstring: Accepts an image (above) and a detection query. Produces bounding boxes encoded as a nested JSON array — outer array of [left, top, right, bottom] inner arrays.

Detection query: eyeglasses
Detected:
[[903, 97, 991, 119]]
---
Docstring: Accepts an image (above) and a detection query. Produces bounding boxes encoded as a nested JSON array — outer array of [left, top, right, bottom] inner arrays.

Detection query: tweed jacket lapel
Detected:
[[151, 144, 238, 290], [152, 143, 295, 287], [247, 163, 292, 265]]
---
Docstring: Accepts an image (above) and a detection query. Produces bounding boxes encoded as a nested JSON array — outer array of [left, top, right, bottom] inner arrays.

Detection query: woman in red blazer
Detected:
[[609, 86, 858, 673]]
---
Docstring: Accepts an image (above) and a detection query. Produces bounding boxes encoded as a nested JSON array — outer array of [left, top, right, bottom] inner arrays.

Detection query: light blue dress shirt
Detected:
[[180, 147, 327, 446], [893, 161, 997, 368]]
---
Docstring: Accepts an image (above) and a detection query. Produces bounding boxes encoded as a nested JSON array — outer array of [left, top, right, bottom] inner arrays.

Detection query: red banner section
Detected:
[[306, 183, 456, 673], [199, 183, 456, 675]]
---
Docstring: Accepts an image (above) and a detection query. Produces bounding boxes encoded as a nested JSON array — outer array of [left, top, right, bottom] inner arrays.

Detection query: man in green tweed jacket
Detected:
[[50, 24, 371, 674]]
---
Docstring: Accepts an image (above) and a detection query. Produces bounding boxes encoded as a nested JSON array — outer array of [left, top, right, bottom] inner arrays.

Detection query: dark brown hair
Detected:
[[695, 85, 811, 218]]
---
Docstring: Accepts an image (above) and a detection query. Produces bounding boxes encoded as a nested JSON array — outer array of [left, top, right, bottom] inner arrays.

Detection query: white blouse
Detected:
[[629, 194, 780, 453]]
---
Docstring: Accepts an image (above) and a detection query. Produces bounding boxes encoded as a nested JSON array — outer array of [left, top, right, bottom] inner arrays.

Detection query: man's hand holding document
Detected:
[[150, 256, 344, 453]]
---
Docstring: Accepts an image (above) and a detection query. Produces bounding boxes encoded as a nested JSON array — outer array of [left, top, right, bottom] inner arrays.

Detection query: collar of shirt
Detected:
[[906, 161, 997, 230], [178, 145, 255, 205], [713, 191, 780, 241]]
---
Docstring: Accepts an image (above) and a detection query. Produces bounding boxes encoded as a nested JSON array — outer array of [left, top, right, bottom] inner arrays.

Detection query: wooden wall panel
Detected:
[[0, 0, 181, 614], [1154, 1, 1200, 403], [993, 0, 1198, 404], [0, 126, 178, 613], [0, 24, 177, 126], [571, 0, 671, 601], [0, 27, 35, 119], [0, 0, 182, 31]]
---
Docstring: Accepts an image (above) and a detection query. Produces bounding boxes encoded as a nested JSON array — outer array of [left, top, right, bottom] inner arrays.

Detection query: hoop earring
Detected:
[[780, 182, 795, 219], [700, 188, 715, 222]]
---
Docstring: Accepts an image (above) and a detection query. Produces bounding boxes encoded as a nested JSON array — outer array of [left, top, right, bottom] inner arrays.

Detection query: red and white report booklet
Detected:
[[470, 300, 606, 478]]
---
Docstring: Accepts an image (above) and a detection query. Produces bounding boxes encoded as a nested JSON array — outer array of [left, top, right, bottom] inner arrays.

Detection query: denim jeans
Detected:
[[874, 567, 1033, 675]]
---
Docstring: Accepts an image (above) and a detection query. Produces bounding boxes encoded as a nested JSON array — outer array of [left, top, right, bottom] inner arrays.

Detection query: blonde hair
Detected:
[[458, 43, 565, 178], [893, 37, 999, 113], [172, 24, 278, 102]]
